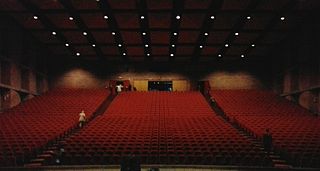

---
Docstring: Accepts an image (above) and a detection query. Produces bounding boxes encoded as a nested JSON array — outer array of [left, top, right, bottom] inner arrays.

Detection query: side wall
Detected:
[[272, 14, 320, 115], [0, 15, 49, 111]]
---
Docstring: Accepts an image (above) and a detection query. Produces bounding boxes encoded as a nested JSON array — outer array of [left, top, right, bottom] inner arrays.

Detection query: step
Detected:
[[37, 154, 53, 159], [272, 159, 287, 164], [274, 164, 291, 169], [24, 163, 42, 167], [30, 158, 45, 163]]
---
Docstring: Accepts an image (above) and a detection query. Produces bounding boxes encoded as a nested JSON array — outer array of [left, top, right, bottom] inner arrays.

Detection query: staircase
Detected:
[[203, 92, 292, 168], [24, 94, 116, 167]]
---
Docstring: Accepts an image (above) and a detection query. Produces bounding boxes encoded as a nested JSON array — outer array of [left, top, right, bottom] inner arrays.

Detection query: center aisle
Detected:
[[61, 91, 271, 166]]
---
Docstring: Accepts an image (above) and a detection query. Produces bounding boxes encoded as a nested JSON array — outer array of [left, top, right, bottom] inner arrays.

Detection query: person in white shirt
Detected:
[[78, 110, 86, 128], [116, 84, 124, 94]]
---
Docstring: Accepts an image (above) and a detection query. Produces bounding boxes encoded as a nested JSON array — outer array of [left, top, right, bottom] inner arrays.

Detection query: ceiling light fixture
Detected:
[[225, 44, 229, 47], [142, 32, 146, 36], [251, 44, 255, 47], [171, 44, 175, 47], [176, 15, 181, 20], [33, 15, 38, 20], [123, 53, 126, 56], [199, 45, 203, 48], [170, 53, 174, 57], [173, 32, 178, 36], [204, 32, 209, 36], [92, 44, 96, 47], [118, 44, 122, 47], [69, 16, 73, 20], [147, 53, 150, 56], [280, 16, 285, 21], [145, 44, 149, 47], [104, 15, 108, 19], [247, 16, 251, 20], [235, 32, 239, 36], [52, 31, 56, 35], [65, 43, 69, 47], [83, 32, 87, 36], [140, 16, 145, 19], [241, 54, 245, 58], [210, 15, 215, 19], [111, 32, 116, 35], [218, 54, 222, 57], [76, 52, 80, 56]]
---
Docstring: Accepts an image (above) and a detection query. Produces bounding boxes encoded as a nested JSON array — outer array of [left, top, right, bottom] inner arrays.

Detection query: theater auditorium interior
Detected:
[[0, 0, 319, 171]]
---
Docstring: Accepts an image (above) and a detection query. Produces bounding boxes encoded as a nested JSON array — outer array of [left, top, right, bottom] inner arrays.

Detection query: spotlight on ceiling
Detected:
[[83, 32, 87, 36], [171, 44, 175, 47], [52, 31, 56, 35], [140, 15, 145, 19], [103, 15, 108, 19], [170, 53, 174, 57], [204, 32, 209, 36], [112, 32, 116, 35], [280, 16, 285, 21], [65, 43, 69, 47], [173, 32, 178, 36], [199, 45, 203, 48], [76, 52, 80, 56], [225, 44, 229, 47], [251, 44, 255, 47], [33, 15, 38, 20], [123, 53, 126, 56], [92, 44, 96, 47], [176, 15, 181, 20], [241, 54, 245, 58], [235, 32, 239, 36], [218, 54, 222, 57], [142, 32, 146, 36], [247, 16, 251, 20], [69, 16, 73, 20], [210, 15, 215, 19]]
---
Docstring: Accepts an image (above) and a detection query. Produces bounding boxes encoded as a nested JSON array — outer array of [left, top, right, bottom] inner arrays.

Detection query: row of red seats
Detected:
[[210, 89, 320, 168], [61, 91, 271, 166], [0, 88, 110, 166]]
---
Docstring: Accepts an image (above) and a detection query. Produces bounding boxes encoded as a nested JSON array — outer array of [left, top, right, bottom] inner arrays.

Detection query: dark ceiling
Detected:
[[0, 0, 319, 62]]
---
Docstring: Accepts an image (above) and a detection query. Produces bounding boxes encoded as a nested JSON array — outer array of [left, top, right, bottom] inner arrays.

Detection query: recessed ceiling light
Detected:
[[103, 15, 108, 19], [142, 32, 146, 36], [251, 44, 255, 47], [140, 15, 145, 19], [96, 0, 100, 2], [218, 54, 222, 57], [204, 32, 209, 36], [69, 16, 73, 20], [176, 15, 181, 20], [33, 15, 38, 20], [83, 32, 87, 36], [145, 44, 149, 47], [247, 16, 251, 20], [147, 53, 150, 56], [76, 52, 80, 56], [280, 16, 285, 21], [241, 54, 245, 58], [170, 53, 174, 57], [52, 31, 56, 35], [65, 43, 69, 47], [210, 15, 215, 19], [123, 53, 126, 56], [235, 32, 239, 36], [118, 44, 122, 47], [225, 44, 229, 47], [173, 32, 178, 36], [199, 45, 203, 48], [112, 32, 116, 35], [92, 44, 96, 47], [171, 44, 175, 47]]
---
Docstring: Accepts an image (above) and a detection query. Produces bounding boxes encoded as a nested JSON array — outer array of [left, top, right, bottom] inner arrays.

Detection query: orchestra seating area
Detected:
[[210, 90, 320, 168], [61, 91, 271, 166], [0, 88, 110, 166]]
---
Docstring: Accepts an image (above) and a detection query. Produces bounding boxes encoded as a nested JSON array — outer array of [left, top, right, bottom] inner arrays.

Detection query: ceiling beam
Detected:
[[191, 0, 224, 61], [216, 0, 261, 58], [58, 0, 104, 60], [169, 0, 184, 61], [98, 0, 128, 61], [17, 0, 77, 58]]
